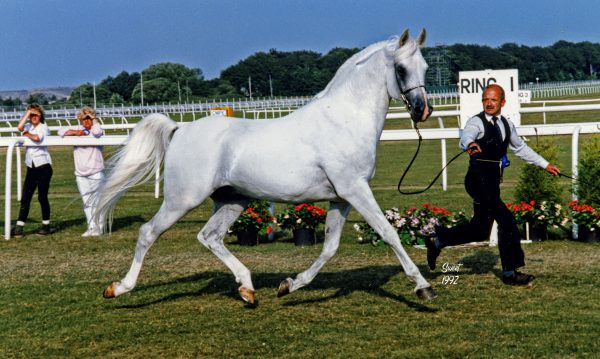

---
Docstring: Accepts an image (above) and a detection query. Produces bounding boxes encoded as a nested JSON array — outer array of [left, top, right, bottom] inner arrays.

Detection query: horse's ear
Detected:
[[417, 28, 427, 48], [399, 29, 410, 47]]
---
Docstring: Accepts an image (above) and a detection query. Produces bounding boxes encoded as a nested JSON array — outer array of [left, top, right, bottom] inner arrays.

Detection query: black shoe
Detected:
[[502, 271, 535, 286], [37, 224, 51, 235], [11, 225, 24, 237], [424, 236, 441, 270]]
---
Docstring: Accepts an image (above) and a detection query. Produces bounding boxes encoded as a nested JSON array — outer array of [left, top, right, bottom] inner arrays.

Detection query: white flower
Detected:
[[353, 223, 360, 231], [284, 214, 289, 219], [296, 218, 302, 224]]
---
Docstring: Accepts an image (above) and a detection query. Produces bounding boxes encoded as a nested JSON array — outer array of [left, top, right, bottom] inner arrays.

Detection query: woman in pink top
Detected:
[[59, 107, 105, 237]]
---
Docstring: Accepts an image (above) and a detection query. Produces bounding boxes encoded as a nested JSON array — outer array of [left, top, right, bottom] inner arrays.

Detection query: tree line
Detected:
[[2, 40, 600, 107]]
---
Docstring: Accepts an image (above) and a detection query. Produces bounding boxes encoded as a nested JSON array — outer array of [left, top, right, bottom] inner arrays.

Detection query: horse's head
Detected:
[[386, 29, 433, 123]]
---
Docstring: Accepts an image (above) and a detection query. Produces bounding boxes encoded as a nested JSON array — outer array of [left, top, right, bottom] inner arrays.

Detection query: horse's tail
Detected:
[[94, 113, 178, 231]]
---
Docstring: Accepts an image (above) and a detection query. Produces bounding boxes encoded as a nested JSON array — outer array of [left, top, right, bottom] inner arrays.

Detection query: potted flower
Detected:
[[276, 203, 326, 246], [353, 222, 382, 246], [400, 204, 453, 245], [569, 200, 600, 243], [507, 200, 568, 241], [229, 200, 274, 246]]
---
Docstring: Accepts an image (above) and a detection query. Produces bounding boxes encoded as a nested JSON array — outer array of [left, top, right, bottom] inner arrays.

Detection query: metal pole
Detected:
[[16, 147, 22, 200], [248, 76, 252, 100], [438, 117, 447, 191], [140, 73, 144, 107], [5, 139, 22, 239], [93, 82, 97, 109], [571, 126, 581, 240], [155, 166, 160, 199]]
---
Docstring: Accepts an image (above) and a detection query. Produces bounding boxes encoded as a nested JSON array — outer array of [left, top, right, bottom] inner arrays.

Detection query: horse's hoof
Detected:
[[416, 286, 437, 301], [277, 278, 293, 298], [239, 287, 255, 305], [103, 282, 118, 299]]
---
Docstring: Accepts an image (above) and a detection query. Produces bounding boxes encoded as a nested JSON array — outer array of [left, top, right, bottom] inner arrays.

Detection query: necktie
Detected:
[[492, 116, 502, 141]]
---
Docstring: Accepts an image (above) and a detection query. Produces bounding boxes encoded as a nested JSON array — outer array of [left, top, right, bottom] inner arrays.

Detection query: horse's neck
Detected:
[[313, 60, 391, 138]]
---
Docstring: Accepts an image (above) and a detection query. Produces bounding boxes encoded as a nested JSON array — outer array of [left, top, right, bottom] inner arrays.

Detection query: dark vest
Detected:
[[469, 112, 511, 167]]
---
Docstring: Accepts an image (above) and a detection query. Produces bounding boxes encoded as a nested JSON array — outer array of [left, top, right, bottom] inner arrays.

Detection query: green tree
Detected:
[[515, 141, 563, 204], [131, 78, 179, 104], [68, 83, 111, 106], [101, 71, 140, 102], [577, 138, 600, 207], [26, 93, 50, 105]]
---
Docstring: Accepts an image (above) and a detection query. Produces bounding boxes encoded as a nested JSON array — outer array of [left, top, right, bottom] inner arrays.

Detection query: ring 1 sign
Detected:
[[458, 69, 520, 128]]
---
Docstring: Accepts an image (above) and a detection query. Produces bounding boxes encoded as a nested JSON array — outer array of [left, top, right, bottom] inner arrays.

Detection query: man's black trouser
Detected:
[[18, 163, 53, 223], [438, 163, 525, 271]]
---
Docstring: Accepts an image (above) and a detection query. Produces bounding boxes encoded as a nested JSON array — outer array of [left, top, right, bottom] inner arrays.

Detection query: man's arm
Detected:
[[507, 121, 560, 175]]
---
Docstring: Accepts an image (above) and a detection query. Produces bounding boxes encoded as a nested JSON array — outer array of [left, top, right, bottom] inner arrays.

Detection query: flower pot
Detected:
[[525, 222, 547, 241], [578, 226, 598, 243], [237, 230, 258, 246], [293, 228, 315, 246]]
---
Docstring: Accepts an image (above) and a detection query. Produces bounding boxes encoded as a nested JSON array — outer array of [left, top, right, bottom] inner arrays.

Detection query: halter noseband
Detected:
[[399, 84, 426, 112]]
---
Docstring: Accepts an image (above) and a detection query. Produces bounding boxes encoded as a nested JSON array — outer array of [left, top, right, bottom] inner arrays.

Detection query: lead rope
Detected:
[[396, 125, 590, 195], [397, 125, 467, 195]]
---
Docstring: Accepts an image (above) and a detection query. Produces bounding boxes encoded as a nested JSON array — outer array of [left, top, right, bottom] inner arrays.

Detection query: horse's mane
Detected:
[[313, 35, 418, 100]]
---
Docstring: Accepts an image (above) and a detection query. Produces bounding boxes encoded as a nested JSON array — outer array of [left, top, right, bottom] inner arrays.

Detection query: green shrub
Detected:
[[577, 137, 600, 207], [515, 140, 562, 204]]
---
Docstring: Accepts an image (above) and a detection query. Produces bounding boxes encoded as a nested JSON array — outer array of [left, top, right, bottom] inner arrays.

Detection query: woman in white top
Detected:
[[58, 107, 105, 237], [12, 104, 53, 237]]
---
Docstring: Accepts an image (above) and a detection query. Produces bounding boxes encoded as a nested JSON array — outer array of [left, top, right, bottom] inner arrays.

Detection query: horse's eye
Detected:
[[395, 65, 406, 77]]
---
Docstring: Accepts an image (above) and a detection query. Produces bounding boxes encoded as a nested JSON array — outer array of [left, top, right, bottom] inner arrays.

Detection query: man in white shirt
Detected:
[[425, 84, 560, 286]]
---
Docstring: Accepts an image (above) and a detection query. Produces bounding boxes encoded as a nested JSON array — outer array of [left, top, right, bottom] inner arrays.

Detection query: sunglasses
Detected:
[[30, 113, 41, 117], [81, 116, 94, 121]]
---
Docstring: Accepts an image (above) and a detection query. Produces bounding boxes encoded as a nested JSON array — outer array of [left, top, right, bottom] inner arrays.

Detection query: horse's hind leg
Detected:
[[196, 201, 257, 304], [103, 201, 191, 298], [338, 180, 437, 300], [278, 202, 351, 297]]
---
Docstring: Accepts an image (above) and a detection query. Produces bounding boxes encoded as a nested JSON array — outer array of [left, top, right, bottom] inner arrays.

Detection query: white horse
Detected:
[[95, 29, 436, 305]]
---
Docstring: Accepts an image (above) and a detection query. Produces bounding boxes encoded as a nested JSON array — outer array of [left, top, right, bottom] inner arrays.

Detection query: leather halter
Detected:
[[399, 84, 426, 112]]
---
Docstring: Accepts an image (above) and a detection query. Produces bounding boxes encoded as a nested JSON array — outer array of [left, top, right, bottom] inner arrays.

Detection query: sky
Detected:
[[1, 0, 600, 91]]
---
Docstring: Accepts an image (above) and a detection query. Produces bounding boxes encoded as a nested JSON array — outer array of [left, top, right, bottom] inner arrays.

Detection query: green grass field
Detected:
[[0, 103, 599, 358]]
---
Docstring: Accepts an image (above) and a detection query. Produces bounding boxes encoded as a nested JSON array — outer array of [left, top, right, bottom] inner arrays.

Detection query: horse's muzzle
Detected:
[[411, 100, 433, 123]]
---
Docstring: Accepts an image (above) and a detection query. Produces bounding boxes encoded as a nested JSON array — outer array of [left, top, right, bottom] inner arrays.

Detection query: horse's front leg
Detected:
[[338, 180, 437, 301], [103, 201, 190, 298], [278, 201, 352, 297], [197, 201, 257, 305]]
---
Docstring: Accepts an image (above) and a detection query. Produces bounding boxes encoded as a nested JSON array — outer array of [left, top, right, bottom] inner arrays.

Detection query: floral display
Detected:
[[229, 201, 274, 237], [276, 203, 326, 231], [354, 204, 465, 246], [569, 200, 600, 230]]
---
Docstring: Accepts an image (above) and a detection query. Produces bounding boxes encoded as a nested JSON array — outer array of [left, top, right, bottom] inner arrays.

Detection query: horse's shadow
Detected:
[[111, 265, 436, 312], [52, 215, 146, 232]]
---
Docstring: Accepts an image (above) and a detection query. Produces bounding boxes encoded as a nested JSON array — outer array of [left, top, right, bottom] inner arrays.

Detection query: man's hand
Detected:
[[466, 143, 482, 156], [546, 163, 560, 176]]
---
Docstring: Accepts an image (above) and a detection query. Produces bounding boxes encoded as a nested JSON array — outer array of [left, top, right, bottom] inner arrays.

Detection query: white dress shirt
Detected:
[[23, 122, 52, 168], [460, 113, 549, 169]]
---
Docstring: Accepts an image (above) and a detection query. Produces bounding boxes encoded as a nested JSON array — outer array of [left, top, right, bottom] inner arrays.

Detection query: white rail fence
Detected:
[[2, 121, 599, 240]]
